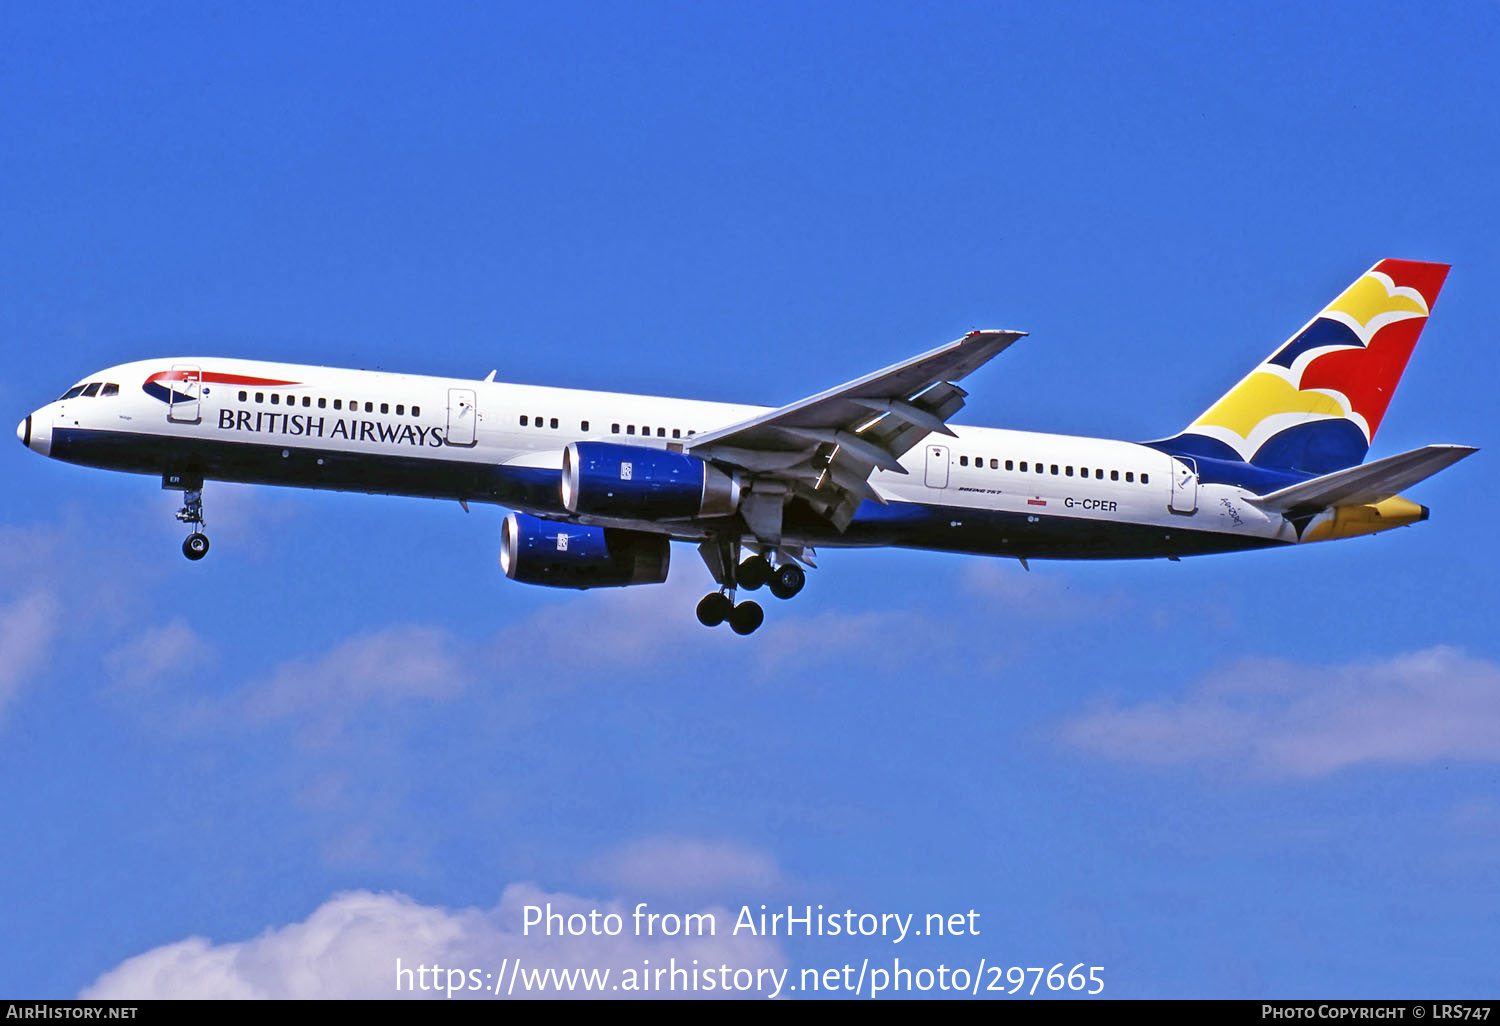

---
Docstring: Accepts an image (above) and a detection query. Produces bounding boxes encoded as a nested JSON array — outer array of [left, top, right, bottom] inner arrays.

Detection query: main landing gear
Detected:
[[696, 592, 763, 635], [695, 545, 809, 636], [736, 555, 806, 600], [176, 487, 210, 561]]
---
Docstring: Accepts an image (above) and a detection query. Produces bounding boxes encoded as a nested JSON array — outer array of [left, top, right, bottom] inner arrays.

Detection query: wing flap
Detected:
[[685, 329, 1025, 542]]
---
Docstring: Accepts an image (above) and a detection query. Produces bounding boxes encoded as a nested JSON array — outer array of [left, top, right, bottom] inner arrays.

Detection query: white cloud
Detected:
[[243, 623, 469, 723], [959, 559, 1125, 620], [1059, 645, 1500, 778], [105, 617, 214, 689], [81, 883, 788, 999], [586, 836, 784, 897], [483, 569, 916, 681], [0, 589, 60, 718]]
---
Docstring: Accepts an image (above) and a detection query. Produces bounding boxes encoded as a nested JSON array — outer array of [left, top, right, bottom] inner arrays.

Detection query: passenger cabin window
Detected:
[[672, 429, 681, 439], [239, 390, 248, 402], [380, 403, 389, 414], [1141, 473, 1149, 485], [552, 418, 560, 429], [1005, 460, 1014, 471], [319, 398, 327, 408], [271, 394, 280, 405], [396, 404, 404, 415], [1095, 469, 1103, 479], [302, 396, 311, 407], [520, 416, 528, 426], [1065, 466, 1074, 477], [333, 399, 342, 410], [612, 423, 621, 434], [1125, 472, 1134, 483], [657, 427, 665, 437], [364, 402, 373, 413], [960, 456, 968, 467], [1050, 464, 1059, 475], [627, 425, 636, 435], [412, 406, 420, 416], [581, 420, 590, 432]]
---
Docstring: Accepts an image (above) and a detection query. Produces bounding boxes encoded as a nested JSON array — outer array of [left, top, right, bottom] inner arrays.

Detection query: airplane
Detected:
[[15, 259, 1476, 636]]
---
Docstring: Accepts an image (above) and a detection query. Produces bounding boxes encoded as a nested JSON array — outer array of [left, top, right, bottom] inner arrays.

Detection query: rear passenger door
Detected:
[[1169, 457, 1198, 513], [924, 444, 949, 488]]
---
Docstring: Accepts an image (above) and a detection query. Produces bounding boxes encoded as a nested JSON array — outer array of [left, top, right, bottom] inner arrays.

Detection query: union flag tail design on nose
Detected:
[[1162, 259, 1450, 475]]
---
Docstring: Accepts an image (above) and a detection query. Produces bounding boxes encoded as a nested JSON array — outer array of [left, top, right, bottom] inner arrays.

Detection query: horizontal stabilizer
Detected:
[[1247, 444, 1477, 510]]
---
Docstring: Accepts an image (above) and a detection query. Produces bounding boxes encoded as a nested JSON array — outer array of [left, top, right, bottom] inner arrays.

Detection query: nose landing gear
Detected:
[[175, 486, 210, 561]]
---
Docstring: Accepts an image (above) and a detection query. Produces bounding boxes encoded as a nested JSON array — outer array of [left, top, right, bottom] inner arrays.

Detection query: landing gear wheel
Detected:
[[768, 563, 806, 600], [183, 532, 210, 561], [696, 592, 733, 627], [737, 555, 772, 591], [728, 600, 764, 635]]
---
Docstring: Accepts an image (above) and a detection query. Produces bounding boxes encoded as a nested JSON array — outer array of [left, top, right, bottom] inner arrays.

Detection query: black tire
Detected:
[[183, 533, 210, 561], [737, 555, 771, 591], [768, 562, 805, 599], [728, 600, 764, 635], [696, 592, 732, 627]]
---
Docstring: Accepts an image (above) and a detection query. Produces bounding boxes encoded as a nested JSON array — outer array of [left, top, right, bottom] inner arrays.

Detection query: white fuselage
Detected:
[[19, 356, 1299, 559]]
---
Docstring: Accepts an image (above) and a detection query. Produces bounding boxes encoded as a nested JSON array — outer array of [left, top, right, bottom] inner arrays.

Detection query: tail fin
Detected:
[[1162, 259, 1450, 475]]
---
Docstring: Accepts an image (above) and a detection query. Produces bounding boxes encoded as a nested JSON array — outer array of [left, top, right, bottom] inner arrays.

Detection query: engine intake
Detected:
[[500, 512, 670, 589], [561, 442, 740, 519]]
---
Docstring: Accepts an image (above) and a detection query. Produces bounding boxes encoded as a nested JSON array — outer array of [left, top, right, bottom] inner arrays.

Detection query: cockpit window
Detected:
[[81, 383, 102, 397], [60, 385, 87, 400], [100, 383, 119, 397]]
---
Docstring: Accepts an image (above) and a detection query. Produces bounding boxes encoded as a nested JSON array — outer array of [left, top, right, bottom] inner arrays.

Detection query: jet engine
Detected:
[[500, 512, 670, 589], [561, 442, 740, 519]]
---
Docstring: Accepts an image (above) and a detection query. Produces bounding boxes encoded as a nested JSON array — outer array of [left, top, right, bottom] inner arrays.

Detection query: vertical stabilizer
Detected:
[[1160, 259, 1449, 475]]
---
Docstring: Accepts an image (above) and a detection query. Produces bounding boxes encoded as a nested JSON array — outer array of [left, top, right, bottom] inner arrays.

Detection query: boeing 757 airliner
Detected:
[[15, 259, 1475, 635]]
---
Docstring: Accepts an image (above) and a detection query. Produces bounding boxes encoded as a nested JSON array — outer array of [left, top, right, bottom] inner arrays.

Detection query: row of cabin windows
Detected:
[[517, 417, 698, 439], [236, 391, 420, 417], [59, 382, 120, 399], [957, 453, 1149, 485], [614, 423, 697, 439]]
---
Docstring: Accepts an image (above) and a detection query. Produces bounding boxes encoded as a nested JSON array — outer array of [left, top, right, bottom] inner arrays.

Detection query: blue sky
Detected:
[[2, 1, 1497, 999]]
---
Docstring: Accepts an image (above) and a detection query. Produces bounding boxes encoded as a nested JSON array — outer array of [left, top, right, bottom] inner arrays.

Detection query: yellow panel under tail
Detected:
[[1301, 496, 1428, 543]]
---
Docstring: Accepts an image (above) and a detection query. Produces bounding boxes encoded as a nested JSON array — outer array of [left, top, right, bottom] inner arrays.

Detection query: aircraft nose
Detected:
[[16, 415, 29, 449]]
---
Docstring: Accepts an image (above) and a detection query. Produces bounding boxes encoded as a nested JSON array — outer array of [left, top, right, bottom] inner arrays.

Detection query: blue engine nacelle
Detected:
[[500, 512, 670, 589], [561, 442, 741, 519]]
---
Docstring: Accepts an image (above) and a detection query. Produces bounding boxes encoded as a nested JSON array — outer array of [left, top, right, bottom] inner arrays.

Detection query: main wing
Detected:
[[687, 329, 1026, 540]]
